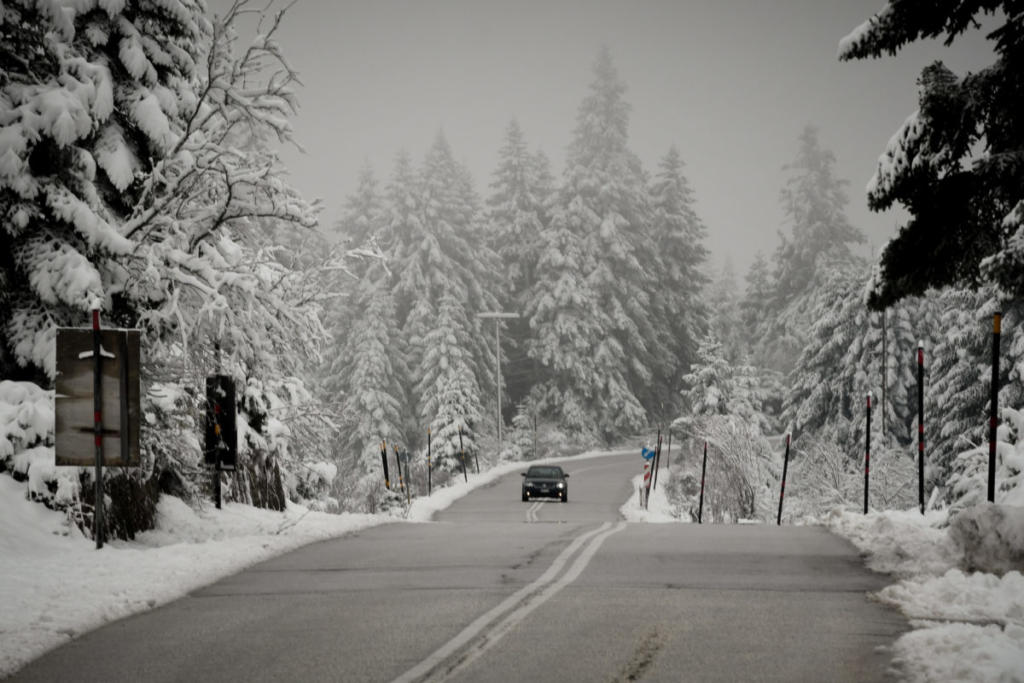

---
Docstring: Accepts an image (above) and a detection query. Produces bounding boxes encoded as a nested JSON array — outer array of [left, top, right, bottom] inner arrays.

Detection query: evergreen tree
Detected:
[[387, 134, 498, 452], [840, 2, 1024, 307], [740, 252, 771, 345], [647, 146, 709, 413], [527, 48, 652, 440], [413, 291, 484, 471], [705, 261, 743, 364], [485, 121, 553, 412], [333, 263, 409, 499], [783, 261, 938, 456], [754, 127, 864, 374]]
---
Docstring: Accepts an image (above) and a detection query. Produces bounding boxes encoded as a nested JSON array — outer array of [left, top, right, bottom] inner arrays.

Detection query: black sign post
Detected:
[[205, 375, 237, 509]]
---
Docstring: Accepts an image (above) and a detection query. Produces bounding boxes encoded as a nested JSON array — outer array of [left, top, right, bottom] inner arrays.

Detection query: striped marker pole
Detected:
[[427, 428, 432, 496], [989, 313, 1001, 503], [698, 441, 707, 524], [92, 307, 104, 549], [864, 393, 871, 514], [777, 434, 790, 525], [918, 341, 925, 514]]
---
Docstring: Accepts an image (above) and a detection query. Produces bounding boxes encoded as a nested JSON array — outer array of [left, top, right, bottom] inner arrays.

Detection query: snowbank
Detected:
[[828, 506, 1024, 682], [949, 503, 1024, 574], [619, 473, 680, 523]]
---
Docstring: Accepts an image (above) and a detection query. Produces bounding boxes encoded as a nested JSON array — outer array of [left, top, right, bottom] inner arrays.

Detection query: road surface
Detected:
[[10, 452, 906, 682]]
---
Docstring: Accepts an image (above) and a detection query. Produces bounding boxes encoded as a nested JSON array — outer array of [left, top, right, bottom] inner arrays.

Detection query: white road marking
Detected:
[[390, 522, 618, 683], [525, 501, 544, 523], [435, 521, 627, 680]]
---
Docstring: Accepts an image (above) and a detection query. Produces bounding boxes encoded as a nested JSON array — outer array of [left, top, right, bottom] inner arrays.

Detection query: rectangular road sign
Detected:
[[55, 328, 141, 467]]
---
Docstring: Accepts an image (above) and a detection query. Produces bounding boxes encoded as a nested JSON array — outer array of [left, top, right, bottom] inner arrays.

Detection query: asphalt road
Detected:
[[10, 452, 906, 682]]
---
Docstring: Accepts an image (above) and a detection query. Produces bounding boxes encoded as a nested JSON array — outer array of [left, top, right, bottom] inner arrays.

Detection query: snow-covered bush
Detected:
[[948, 407, 1024, 511], [673, 415, 777, 523]]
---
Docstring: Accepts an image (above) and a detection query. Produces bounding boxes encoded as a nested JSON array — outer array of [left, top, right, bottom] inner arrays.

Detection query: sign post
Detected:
[[55, 315, 141, 549], [427, 428, 432, 496]]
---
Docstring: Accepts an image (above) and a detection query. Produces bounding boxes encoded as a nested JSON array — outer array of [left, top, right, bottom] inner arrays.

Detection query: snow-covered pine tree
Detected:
[[754, 126, 865, 374], [332, 262, 409, 508], [840, 2, 1024, 307], [783, 261, 938, 456], [704, 261, 744, 365], [740, 253, 771, 348], [413, 290, 484, 472], [528, 48, 652, 441], [647, 146, 709, 415], [485, 121, 553, 413], [388, 134, 499, 455], [320, 163, 387, 407]]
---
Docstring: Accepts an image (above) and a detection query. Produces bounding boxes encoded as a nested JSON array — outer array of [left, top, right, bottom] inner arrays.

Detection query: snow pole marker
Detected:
[[988, 312, 1001, 503], [380, 440, 391, 490], [864, 393, 871, 514], [698, 440, 707, 524], [918, 341, 925, 515], [91, 306, 105, 549], [393, 444, 404, 493], [777, 434, 790, 526], [458, 425, 468, 483], [665, 429, 672, 471], [652, 428, 662, 491], [427, 428, 432, 496]]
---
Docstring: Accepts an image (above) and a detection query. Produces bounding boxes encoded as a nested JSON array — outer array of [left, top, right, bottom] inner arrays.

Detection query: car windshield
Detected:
[[526, 467, 562, 478]]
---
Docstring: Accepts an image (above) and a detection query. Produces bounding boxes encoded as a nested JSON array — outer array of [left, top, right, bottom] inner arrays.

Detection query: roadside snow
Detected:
[[0, 447, 629, 677], [827, 507, 1024, 682], [619, 473, 679, 522]]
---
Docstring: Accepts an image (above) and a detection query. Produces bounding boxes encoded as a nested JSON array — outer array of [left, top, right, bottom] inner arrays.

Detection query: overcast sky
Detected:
[[225, 0, 997, 277]]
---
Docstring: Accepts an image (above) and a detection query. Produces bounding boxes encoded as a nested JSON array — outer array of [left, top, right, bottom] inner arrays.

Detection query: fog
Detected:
[[215, 0, 997, 275]]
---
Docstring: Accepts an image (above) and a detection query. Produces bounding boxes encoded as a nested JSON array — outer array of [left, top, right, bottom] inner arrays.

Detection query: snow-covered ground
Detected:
[[826, 507, 1024, 682], [619, 473, 679, 522], [0, 448, 628, 677]]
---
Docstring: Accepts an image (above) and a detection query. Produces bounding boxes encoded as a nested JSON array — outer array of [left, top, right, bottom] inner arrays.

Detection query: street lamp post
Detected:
[[477, 311, 518, 459]]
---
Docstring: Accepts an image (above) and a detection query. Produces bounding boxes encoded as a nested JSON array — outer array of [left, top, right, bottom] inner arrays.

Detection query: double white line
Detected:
[[525, 500, 544, 523], [391, 521, 627, 683]]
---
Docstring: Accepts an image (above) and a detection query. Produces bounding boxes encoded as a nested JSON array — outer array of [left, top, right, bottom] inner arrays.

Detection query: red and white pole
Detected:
[[918, 341, 925, 514]]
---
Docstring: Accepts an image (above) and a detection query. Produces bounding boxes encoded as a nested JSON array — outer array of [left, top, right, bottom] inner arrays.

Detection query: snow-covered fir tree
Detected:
[[485, 121, 553, 412], [386, 134, 499, 455], [527, 48, 655, 441], [783, 261, 934, 455], [647, 146, 709, 414], [840, 1, 1024, 307], [753, 126, 864, 374], [331, 262, 409, 506]]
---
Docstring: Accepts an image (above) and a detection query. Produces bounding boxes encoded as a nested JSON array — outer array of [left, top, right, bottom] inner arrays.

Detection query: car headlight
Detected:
[[557, 482, 564, 489]]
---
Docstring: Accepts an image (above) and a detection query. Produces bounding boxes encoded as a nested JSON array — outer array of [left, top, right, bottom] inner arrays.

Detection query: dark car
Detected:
[[521, 465, 569, 502]]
